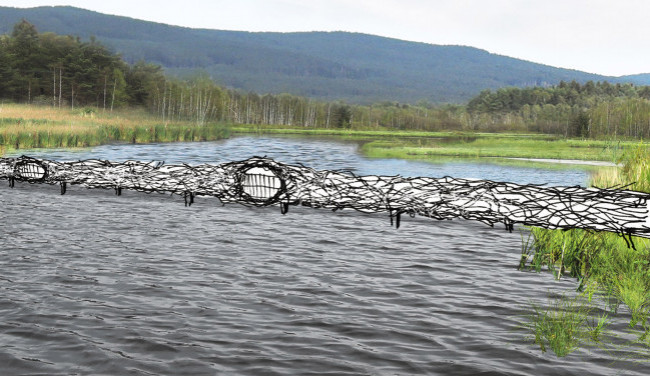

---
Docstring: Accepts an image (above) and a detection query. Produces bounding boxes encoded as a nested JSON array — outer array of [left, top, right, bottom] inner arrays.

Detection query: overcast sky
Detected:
[[0, 0, 648, 76]]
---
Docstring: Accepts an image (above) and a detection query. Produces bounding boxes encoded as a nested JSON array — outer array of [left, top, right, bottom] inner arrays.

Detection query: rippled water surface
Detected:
[[2, 136, 648, 375]]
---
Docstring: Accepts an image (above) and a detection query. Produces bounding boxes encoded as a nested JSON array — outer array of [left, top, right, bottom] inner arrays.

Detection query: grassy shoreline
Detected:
[[520, 146, 650, 357], [3, 105, 645, 166], [360, 138, 625, 162], [0, 104, 229, 153], [231, 124, 549, 139]]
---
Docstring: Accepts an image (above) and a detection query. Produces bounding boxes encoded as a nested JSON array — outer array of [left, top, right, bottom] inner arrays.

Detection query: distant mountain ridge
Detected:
[[621, 73, 650, 85], [0, 6, 645, 103]]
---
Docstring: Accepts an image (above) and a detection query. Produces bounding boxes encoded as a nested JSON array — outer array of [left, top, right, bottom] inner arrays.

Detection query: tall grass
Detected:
[[522, 293, 609, 357], [521, 145, 650, 356], [0, 104, 230, 150], [361, 136, 640, 162]]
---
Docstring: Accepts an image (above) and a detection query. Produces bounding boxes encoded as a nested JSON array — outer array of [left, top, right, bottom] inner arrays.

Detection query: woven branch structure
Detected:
[[2, 155, 650, 242]]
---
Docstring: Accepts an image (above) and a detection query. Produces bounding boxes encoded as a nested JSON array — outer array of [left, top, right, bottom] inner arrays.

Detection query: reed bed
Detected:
[[0, 104, 230, 152], [521, 145, 650, 357], [522, 293, 609, 357]]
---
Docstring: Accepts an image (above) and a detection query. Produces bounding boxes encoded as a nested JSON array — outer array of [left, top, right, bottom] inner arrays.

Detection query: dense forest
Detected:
[[466, 82, 650, 138], [2, 20, 650, 140], [0, 20, 162, 109]]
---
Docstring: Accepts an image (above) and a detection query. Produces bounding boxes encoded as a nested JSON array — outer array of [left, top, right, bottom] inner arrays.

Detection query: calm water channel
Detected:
[[1, 136, 648, 375]]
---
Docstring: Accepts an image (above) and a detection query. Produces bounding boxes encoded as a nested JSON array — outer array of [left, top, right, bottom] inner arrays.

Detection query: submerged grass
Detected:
[[521, 144, 650, 357], [522, 293, 609, 357], [0, 104, 230, 151]]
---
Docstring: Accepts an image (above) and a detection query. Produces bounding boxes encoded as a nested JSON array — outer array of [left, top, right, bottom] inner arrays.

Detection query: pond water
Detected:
[[4, 135, 590, 185], [1, 136, 648, 375]]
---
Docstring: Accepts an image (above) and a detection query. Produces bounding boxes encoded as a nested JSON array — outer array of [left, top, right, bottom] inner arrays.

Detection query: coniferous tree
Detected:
[[0, 36, 16, 97], [9, 19, 41, 101]]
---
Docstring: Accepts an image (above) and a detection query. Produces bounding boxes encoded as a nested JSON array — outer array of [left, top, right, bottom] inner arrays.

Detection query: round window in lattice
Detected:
[[14, 159, 48, 182], [240, 166, 286, 205]]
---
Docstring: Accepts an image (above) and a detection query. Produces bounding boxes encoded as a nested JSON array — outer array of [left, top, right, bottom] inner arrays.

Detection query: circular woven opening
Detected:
[[15, 161, 48, 182], [241, 167, 283, 203]]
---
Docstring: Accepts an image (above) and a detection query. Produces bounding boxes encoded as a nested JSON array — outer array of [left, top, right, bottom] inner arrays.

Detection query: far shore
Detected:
[[2, 104, 646, 171], [488, 157, 620, 167]]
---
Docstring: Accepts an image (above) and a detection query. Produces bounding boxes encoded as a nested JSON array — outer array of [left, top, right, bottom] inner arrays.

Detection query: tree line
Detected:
[[2, 20, 650, 140], [137, 76, 650, 140], [465, 82, 650, 138], [0, 20, 468, 130], [0, 20, 164, 109]]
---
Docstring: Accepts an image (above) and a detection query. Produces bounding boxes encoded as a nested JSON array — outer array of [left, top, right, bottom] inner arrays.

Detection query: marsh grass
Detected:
[[362, 137, 639, 162], [0, 104, 229, 150], [591, 245, 650, 329], [523, 293, 609, 357], [521, 145, 650, 356], [520, 228, 610, 282]]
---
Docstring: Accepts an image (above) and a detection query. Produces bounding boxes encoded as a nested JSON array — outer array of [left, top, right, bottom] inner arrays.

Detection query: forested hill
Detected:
[[0, 6, 644, 103], [622, 74, 650, 85]]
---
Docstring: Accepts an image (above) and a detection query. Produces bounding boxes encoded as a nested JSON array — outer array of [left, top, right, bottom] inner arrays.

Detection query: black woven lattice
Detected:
[[2, 155, 650, 244]]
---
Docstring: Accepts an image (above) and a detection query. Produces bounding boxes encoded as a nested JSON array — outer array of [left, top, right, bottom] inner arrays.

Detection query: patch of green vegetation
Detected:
[[361, 136, 633, 162], [520, 145, 650, 357], [522, 293, 609, 357], [0, 105, 230, 151], [0, 123, 230, 150]]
